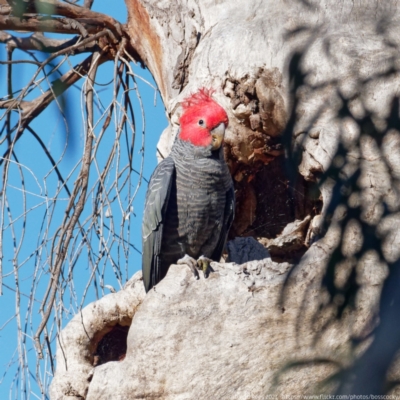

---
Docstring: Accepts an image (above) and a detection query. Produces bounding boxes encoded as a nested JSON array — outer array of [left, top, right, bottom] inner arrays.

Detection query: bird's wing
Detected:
[[211, 184, 235, 262], [142, 157, 176, 292]]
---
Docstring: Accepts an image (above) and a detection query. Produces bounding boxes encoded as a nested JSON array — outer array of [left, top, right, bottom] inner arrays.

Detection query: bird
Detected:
[[141, 88, 235, 292]]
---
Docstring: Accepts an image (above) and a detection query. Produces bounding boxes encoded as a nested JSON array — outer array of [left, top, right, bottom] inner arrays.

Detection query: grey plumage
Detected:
[[142, 138, 234, 292]]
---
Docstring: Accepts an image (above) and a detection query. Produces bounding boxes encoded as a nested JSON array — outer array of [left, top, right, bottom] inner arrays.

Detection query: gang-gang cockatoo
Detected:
[[142, 89, 235, 292]]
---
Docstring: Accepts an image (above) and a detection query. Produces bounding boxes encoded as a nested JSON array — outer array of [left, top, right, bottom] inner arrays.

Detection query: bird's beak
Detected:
[[210, 123, 225, 150]]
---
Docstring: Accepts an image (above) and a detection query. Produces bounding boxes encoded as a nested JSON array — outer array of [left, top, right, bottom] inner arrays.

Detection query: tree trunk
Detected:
[[50, 0, 400, 398]]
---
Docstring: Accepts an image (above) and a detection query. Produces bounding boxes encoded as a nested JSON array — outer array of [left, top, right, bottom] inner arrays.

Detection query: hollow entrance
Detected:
[[231, 155, 322, 262], [93, 324, 130, 366]]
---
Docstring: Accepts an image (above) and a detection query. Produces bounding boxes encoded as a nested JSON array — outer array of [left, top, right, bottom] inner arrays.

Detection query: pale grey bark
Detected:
[[51, 242, 397, 399], [50, 0, 400, 398]]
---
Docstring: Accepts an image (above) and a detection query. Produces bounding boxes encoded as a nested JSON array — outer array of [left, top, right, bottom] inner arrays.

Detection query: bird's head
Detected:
[[179, 88, 229, 151]]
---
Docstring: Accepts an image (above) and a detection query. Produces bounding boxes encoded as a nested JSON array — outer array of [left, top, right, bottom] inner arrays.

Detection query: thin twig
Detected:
[[0, 52, 108, 167], [34, 51, 102, 358]]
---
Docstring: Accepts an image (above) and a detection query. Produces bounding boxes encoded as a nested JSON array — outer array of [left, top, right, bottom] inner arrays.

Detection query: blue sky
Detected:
[[0, 1, 167, 398]]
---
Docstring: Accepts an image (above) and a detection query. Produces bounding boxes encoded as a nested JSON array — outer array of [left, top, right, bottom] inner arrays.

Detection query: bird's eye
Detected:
[[198, 119, 204, 126]]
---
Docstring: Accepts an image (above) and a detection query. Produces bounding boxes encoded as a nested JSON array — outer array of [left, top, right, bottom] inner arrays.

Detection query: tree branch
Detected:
[[0, 28, 113, 112], [0, 51, 107, 165], [4, 0, 123, 37], [0, 31, 97, 53], [0, 14, 103, 35], [34, 50, 102, 358]]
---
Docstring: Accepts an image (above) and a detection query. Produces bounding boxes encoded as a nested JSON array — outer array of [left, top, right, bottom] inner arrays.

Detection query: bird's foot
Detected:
[[177, 254, 214, 279], [177, 254, 199, 280], [197, 255, 213, 278]]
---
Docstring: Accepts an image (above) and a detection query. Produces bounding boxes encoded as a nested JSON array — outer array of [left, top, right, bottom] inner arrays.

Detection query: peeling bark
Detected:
[[51, 241, 398, 399], [50, 0, 400, 398], [49, 274, 145, 399]]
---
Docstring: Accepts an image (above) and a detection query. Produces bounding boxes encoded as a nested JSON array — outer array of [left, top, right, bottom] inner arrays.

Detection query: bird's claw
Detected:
[[177, 254, 199, 280], [177, 254, 213, 279], [197, 255, 213, 278]]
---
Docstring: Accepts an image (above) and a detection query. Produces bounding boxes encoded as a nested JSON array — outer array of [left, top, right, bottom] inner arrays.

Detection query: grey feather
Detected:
[[142, 138, 234, 292], [142, 157, 175, 292]]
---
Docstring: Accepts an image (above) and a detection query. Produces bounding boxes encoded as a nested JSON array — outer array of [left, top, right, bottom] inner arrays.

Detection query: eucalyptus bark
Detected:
[[50, 0, 400, 398]]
